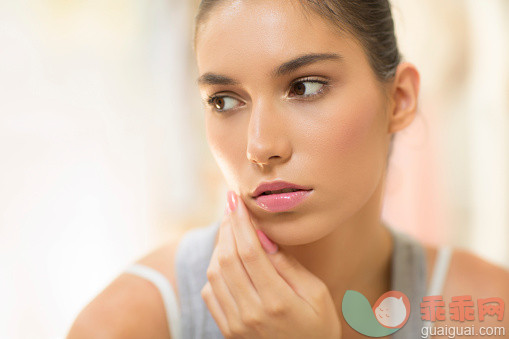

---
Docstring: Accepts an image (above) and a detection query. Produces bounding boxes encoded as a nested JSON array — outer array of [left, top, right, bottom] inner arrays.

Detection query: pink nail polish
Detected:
[[227, 191, 238, 213], [256, 229, 278, 254]]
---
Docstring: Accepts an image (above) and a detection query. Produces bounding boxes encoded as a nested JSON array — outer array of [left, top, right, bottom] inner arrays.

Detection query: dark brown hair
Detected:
[[195, 0, 402, 83]]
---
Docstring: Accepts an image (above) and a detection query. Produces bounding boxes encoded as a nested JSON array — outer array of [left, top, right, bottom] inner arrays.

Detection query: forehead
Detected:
[[195, 0, 363, 75]]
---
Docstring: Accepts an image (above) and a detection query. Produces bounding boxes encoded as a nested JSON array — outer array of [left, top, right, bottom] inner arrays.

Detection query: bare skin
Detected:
[[67, 0, 509, 338]]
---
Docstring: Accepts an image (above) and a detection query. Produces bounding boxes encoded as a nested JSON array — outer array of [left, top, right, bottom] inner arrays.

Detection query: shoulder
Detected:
[[66, 229, 188, 339], [424, 243, 509, 296], [444, 247, 509, 298], [427, 245, 509, 295], [423, 244, 509, 333]]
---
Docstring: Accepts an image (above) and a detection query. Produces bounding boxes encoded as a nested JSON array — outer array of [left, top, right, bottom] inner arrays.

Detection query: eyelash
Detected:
[[206, 94, 243, 113], [206, 76, 330, 112], [206, 95, 223, 106], [288, 77, 330, 99]]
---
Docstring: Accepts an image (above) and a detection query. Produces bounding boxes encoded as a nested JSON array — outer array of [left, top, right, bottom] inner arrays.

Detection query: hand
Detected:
[[200, 191, 342, 339]]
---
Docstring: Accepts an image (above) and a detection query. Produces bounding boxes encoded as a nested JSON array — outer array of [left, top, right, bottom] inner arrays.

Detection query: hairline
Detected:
[[194, 0, 397, 95]]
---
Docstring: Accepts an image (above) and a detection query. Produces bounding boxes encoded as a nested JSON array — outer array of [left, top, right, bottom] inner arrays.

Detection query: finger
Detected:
[[217, 213, 262, 317], [227, 191, 292, 303], [206, 240, 241, 325], [228, 191, 330, 310], [265, 247, 332, 313], [201, 281, 230, 335]]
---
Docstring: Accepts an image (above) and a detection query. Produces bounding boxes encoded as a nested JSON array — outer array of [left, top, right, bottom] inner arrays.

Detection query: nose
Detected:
[[246, 100, 292, 168]]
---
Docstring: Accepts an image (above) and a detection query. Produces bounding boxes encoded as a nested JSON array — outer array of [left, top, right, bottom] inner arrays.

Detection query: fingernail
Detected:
[[227, 190, 238, 213], [256, 229, 278, 254]]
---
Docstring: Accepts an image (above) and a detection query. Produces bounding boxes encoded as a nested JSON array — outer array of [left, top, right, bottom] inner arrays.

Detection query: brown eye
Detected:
[[213, 97, 225, 110], [207, 95, 242, 112], [292, 82, 306, 96], [288, 80, 326, 98]]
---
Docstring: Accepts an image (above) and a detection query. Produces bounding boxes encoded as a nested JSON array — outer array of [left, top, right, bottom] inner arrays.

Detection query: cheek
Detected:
[[312, 100, 383, 166], [307, 94, 387, 198], [330, 115, 372, 154], [205, 114, 223, 156], [205, 114, 245, 185]]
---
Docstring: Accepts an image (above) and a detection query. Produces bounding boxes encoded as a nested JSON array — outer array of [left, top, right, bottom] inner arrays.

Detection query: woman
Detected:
[[67, 0, 509, 338]]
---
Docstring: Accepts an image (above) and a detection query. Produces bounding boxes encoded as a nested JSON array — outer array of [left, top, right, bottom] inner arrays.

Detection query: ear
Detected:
[[387, 62, 420, 134]]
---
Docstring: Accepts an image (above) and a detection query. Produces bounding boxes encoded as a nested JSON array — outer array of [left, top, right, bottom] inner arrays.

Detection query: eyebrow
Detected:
[[274, 53, 343, 77], [197, 73, 239, 86], [197, 53, 343, 86]]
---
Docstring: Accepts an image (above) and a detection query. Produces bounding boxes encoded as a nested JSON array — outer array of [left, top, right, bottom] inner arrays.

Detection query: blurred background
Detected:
[[0, 0, 507, 337]]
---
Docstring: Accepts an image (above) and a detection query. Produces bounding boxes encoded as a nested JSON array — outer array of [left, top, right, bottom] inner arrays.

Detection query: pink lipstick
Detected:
[[251, 180, 313, 212]]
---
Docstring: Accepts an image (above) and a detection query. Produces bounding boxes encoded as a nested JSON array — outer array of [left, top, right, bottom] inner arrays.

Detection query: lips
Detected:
[[251, 180, 313, 198], [259, 188, 302, 195]]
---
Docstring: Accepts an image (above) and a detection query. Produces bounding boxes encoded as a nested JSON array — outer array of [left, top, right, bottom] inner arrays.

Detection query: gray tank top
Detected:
[[126, 219, 452, 339]]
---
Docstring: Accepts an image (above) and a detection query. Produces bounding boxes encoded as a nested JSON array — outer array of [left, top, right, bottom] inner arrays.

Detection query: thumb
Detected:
[[256, 230, 328, 304]]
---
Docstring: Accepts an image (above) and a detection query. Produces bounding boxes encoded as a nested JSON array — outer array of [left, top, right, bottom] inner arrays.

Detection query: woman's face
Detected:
[[196, 0, 393, 245]]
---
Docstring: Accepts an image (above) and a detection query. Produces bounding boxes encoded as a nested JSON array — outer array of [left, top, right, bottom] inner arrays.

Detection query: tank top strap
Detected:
[[124, 263, 183, 339], [420, 244, 453, 337], [426, 245, 453, 296], [175, 219, 223, 338], [386, 225, 429, 339]]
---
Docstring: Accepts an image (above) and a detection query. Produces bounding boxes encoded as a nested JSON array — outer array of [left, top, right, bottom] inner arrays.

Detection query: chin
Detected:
[[251, 212, 331, 246]]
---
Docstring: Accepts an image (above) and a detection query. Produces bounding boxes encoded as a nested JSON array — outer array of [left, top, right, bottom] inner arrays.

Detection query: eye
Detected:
[[288, 78, 328, 98], [207, 95, 243, 112]]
